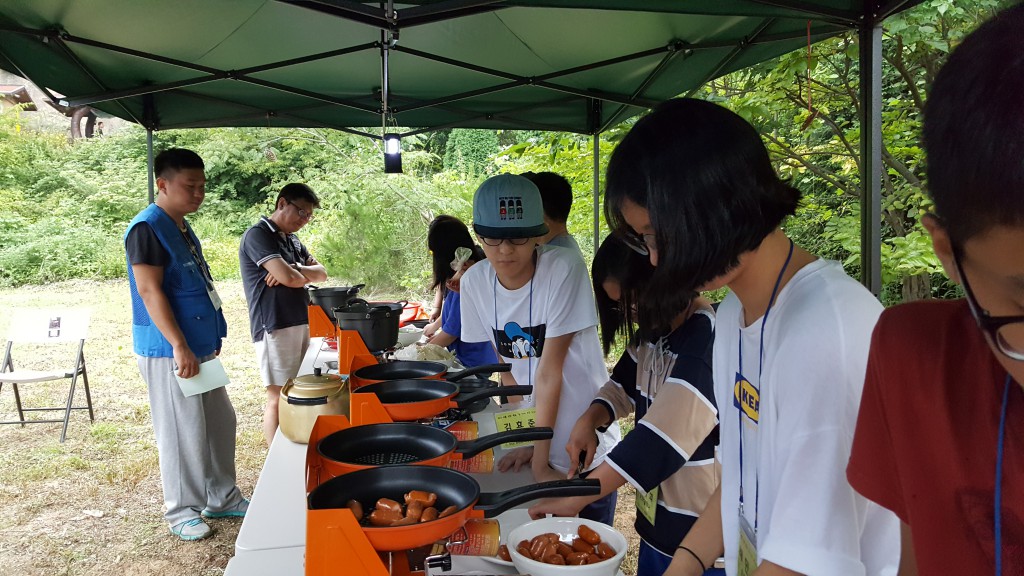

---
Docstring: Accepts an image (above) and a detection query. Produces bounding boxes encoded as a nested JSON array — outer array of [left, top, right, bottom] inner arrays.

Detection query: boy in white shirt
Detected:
[[460, 173, 620, 524]]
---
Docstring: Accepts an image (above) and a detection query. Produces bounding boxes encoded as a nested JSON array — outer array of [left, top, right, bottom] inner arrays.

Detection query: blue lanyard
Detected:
[[996, 373, 1012, 576], [737, 239, 794, 532], [493, 261, 534, 389]]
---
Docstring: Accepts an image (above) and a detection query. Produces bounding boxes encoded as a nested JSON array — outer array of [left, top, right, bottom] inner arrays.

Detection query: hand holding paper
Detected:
[[173, 357, 230, 397]]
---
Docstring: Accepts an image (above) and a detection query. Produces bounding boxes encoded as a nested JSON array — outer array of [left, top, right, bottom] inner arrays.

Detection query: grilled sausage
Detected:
[[578, 524, 601, 545], [405, 500, 424, 521], [390, 515, 419, 526], [566, 551, 590, 565], [345, 499, 363, 520], [571, 537, 594, 553], [369, 508, 402, 526], [556, 542, 573, 557], [543, 553, 567, 565], [404, 490, 438, 507], [530, 535, 549, 558], [419, 506, 439, 522], [375, 498, 403, 516]]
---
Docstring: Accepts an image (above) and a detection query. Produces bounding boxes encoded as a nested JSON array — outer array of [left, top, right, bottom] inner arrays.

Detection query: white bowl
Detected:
[[507, 517, 627, 576], [395, 326, 423, 347]]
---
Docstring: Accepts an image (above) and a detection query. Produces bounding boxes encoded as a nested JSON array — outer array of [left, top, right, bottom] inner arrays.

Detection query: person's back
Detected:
[[848, 6, 1024, 573], [524, 171, 584, 259]]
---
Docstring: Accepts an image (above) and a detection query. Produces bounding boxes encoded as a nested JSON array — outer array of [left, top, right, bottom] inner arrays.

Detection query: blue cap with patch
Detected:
[[472, 174, 549, 239]]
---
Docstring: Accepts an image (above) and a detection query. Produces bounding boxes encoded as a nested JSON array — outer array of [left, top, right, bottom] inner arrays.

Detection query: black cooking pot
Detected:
[[334, 299, 398, 353], [308, 284, 364, 321]]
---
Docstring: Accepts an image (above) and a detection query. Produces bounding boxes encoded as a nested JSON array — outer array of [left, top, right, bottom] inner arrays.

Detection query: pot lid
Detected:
[[288, 367, 345, 398]]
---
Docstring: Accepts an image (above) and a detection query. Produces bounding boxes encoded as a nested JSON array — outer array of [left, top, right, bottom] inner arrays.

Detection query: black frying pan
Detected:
[[307, 465, 601, 551], [356, 380, 532, 421], [350, 362, 508, 389], [317, 422, 553, 473]]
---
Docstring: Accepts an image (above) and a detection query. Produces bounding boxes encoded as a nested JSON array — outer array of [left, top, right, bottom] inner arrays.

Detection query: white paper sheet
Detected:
[[173, 357, 230, 397]]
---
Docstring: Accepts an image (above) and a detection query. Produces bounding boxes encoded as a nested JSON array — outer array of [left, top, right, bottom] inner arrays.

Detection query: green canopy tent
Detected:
[[0, 0, 924, 294]]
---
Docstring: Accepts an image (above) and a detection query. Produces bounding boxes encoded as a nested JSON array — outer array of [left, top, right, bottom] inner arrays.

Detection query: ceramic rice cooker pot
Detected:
[[279, 368, 349, 444]]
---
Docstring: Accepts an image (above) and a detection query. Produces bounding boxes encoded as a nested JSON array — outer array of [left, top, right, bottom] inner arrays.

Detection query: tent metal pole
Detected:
[[593, 132, 600, 251], [858, 23, 883, 296], [147, 129, 155, 204]]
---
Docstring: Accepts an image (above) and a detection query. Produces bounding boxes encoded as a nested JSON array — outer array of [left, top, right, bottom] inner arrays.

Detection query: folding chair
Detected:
[[0, 308, 94, 442]]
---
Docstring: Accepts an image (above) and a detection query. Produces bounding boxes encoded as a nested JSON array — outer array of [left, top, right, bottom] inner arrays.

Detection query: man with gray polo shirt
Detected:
[[240, 183, 327, 446]]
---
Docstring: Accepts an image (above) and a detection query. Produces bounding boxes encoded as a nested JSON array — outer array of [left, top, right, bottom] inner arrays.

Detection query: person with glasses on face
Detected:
[[847, 7, 1024, 574], [239, 183, 327, 447], [529, 234, 722, 576], [459, 174, 621, 525], [604, 99, 899, 576]]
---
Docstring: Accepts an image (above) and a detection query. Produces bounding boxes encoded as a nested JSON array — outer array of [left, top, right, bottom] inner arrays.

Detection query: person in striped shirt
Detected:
[[529, 234, 722, 576]]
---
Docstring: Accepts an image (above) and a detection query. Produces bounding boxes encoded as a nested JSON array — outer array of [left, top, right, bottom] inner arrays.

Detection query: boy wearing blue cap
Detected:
[[459, 173, 621, 524]]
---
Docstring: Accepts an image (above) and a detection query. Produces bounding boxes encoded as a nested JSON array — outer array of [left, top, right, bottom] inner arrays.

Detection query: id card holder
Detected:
[[635, 485, 658, 525], [207, 284, 223, 311], [737, 513, 758, 576], [493, 407, 537, 448]]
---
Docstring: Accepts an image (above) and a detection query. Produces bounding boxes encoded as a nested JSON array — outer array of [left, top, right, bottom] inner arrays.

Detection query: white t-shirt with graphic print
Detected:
[[461, 244, 620, 473]]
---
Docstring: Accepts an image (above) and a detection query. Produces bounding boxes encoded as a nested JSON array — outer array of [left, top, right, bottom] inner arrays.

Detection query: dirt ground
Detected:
[[0, 280, 640, 575]]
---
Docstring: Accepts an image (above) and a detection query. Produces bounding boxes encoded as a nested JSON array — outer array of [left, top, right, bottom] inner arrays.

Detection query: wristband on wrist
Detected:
[[677, 545, 707, 573]]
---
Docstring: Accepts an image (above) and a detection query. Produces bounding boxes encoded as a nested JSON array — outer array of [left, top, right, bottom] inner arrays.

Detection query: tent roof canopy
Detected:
[[0, 1, 921, 138]]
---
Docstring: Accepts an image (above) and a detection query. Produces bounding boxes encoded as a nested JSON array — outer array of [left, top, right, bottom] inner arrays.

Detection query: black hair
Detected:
[[592, 234, 653, 355], [605, 98, 799, 333], [523, 171, 573, 223], [278, 182, 321, 209], [923, 4, 1024, 247], [427, 215, 485, 294], [154, 148, 204, 179]]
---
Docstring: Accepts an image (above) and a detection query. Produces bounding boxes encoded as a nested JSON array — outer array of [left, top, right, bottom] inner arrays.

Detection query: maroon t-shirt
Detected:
[[848, 299, 1024, 573]]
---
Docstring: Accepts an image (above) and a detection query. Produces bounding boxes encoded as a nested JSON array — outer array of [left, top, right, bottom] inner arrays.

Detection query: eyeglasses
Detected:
[[286, 199, 314, 221], [617, 228, 657, 256], [479, 237, 531, 246], [952, 249, 1024, 361]]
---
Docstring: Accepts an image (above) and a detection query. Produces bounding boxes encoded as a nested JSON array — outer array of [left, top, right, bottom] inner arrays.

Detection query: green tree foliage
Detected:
[[497, 126, 633, 263], [443, 129, 499, 175], [499, 0, 1003, 305], [707, 0, 1007, 302], [0, 114, 479, 294], [0, 0, 1002, 307]]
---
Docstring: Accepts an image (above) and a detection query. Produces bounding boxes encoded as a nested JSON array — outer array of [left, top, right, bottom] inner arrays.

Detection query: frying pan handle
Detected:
[[447, 363, 510, 381], [454, 385, 533, 406], [454, 427, 553, 458], [475, 478, 602, 517]]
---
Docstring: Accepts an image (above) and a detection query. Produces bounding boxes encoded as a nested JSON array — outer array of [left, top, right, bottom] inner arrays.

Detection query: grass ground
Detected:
[[0, 280, 639, 575]]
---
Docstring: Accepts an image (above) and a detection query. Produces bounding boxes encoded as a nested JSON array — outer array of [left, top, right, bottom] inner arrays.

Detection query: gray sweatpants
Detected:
[[137, 354, 243, 525]]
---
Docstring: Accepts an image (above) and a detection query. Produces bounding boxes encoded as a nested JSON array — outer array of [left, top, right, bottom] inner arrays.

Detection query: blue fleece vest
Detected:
[[124, 203, 227, 358]]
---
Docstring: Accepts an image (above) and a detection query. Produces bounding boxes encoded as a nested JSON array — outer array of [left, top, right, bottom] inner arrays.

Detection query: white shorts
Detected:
[[254, 324, 310, 388]]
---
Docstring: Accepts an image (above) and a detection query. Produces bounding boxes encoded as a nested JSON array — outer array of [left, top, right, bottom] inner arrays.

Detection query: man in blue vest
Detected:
[[124, 148, 247, 541]]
